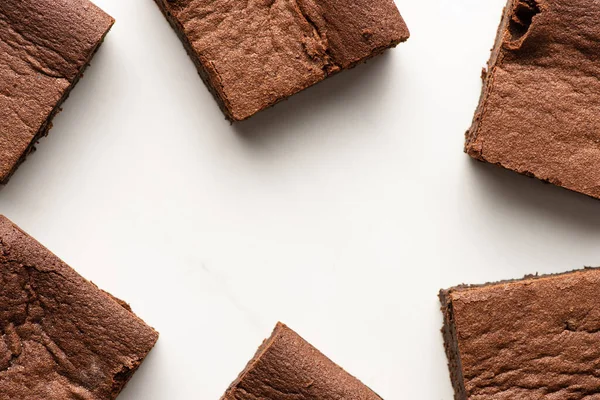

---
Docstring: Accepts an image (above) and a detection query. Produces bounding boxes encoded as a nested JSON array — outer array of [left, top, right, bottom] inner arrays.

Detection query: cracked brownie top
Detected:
[[0, 215, 158, 400], [154, 0, 409, 121], [221, 322, 382, 400], [440, 268, 600, 399], [0, 0, 114, 184]]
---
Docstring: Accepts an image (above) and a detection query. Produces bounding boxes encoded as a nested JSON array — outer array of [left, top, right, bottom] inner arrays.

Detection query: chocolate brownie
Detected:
[[221, 322, 382, 399], [466, 0, 600, 199], [0, 215, 158, 399], [153, 0, 410, 121], [440, 268, 600, 399], [0, 0, 114, 184]]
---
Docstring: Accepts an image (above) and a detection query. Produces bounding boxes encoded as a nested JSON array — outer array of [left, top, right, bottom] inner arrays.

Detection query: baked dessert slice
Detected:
[[440, 268, 600, 399], [466, 0, 600, 199], [0, 0, 114, 184], [0, 215, 158, 400], [153, 0, 410, 121], [221, 322, 382, 399]]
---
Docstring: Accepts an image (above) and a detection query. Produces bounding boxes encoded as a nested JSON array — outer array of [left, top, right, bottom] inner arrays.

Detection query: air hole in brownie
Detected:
[[508, 0, 540, 42], [564, 320, 576, 332]]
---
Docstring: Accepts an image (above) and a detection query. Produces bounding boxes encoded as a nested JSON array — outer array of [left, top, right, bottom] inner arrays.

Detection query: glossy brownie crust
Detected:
[[153, 0, 409, 121], [0, 0, 114, 184], [466, 0, 600, 199], [0, 215, 158, 400], [440, 268, 600, 399], [221, 322, 382, 399]]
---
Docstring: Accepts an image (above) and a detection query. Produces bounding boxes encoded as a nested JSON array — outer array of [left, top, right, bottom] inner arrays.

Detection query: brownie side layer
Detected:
[[439, 290, 468, 400], [152, 0, 237, 121], [0, 215, 158, 400], [465, 0, 600, 199], [465, 0, 516, 153], [153, 0, 409, 121], [440, 267, 600, 399], [0, 28, 113, 186], [221, 322, 383, 400], [0, 0, 114, 185]]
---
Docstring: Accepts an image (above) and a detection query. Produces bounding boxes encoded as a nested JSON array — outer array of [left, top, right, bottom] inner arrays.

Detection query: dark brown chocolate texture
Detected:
[[222, 322, 382, 399], [0, 215, 158, 399], [466, 0, 600, 199], [440, 268, 600, 399], [0, 0, 114, 184], [153, 0, 410, 121]]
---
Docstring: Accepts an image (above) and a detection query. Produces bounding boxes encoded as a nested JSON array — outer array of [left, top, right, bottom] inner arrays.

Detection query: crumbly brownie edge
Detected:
[[464, 0, 516, 158], [73, 272, 159, 399], [220, 323, 285, 399], [0, 19, 115, 185], [85, 255, 160, 398], [345, 39, 407, 70], [109, 352, 156, 399], [152, 0, 238, 121], [439, 290, 468, 400], [443, 267, 600, 296]]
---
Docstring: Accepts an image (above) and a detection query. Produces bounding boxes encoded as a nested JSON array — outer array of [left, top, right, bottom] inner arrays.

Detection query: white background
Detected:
[[2, 0, 600, 398]]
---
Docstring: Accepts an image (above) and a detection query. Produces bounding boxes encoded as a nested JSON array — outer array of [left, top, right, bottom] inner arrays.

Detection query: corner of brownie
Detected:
[[0, 215, 158, 400], [221, 322, 383, 399], [0, 0, 114, 185]]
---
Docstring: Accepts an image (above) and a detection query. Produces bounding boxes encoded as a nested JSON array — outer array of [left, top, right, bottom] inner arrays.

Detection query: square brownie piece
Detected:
[[222, 322, 382, 399], [440, 268, 600, 399], [466, 0, 600, 199], [154, 0, 410, 121], [0, 0, 114, 184], [0, 215, 158, 399]]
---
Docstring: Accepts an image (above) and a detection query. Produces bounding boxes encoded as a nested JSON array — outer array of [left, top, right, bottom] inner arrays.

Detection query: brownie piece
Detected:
[[0, 0, 114, 184], [153, 0, 410, 121], [466, 0, 600, 199], [221, 322, 382, 399], [0, 215, 158, 399], [440, 268, 600, 399]]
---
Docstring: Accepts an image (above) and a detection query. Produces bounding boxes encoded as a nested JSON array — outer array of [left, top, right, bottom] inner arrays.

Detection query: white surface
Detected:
[[2, 0, 600, 398]]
